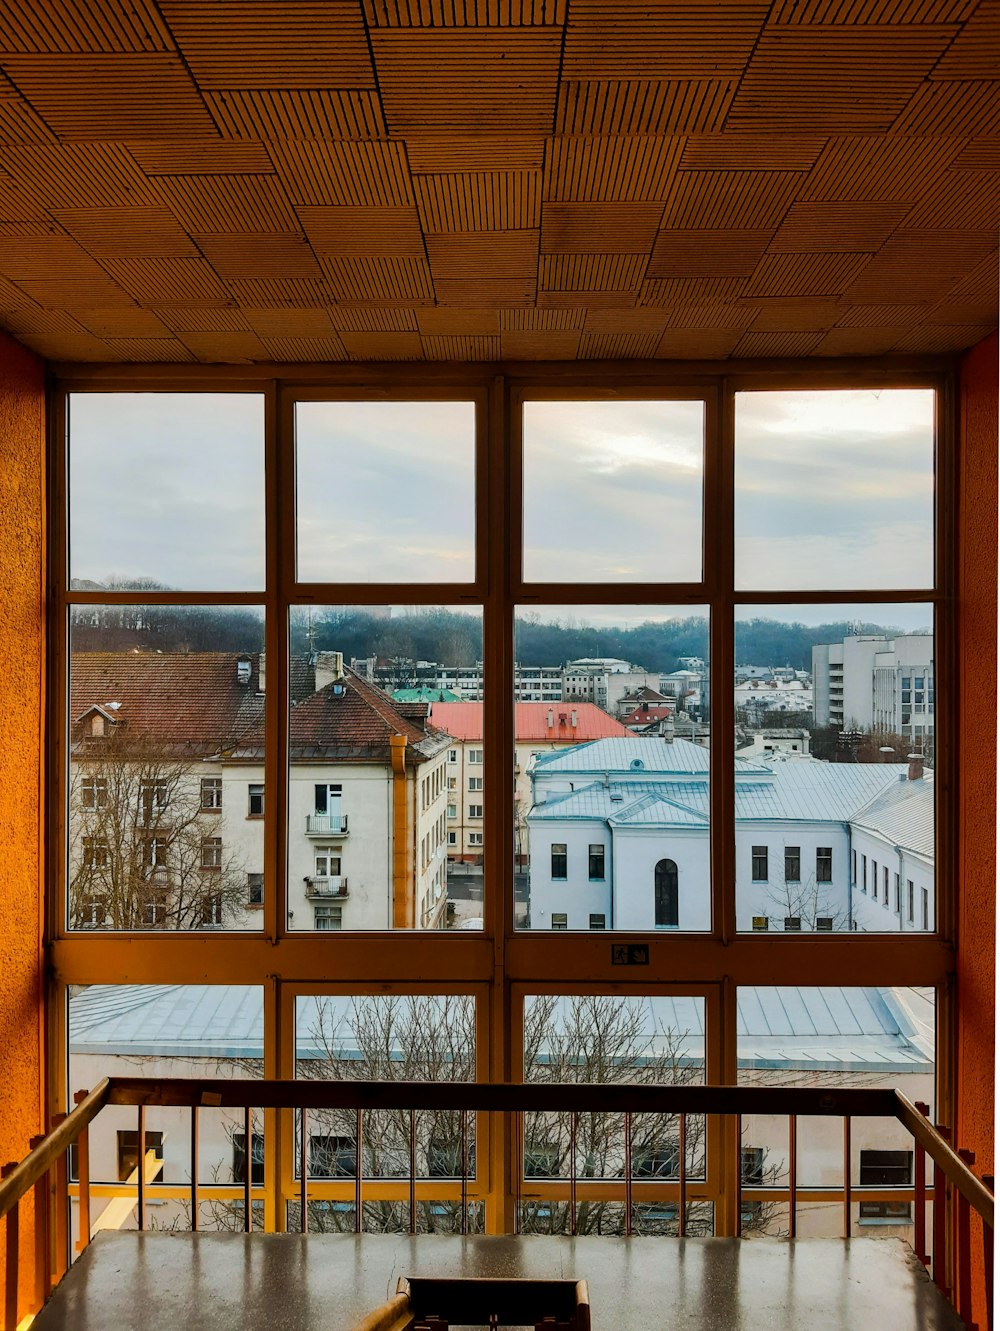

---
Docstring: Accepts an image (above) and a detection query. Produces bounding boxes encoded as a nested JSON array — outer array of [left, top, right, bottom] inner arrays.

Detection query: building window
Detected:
[[79, 894, 106, 928], [447, 804, 457, 818], [550, 843, 567, 879], [144, 837, 167, 868], [589, 913, 606, 930], [80, 775, 107, 809], [468, 804, 483, 819], [468, 777, 483, 791], [248, 783, 264, 817], [862, 855, 868, 892], [200, 836, 222, 870], [751, 846, 768, 881], [139, 778, 169, 822], [447, 831, 457, 846], [314, 848, 341, 878], [784, 846, 800, 882], [588, 844, 605, 880], [469, 748, 483, 763], [116, 1130, 164, 1182], [141, 892, 168, 927], [922, 887, 929, 930], [309, 1134, 356, 1177], [200, 777, 222, 810], [448, 749, 458, 763], [816, 847, 832, 883], [852, 849, 857, 884], [82, 836, 109, 870], [894, 873, 901, 913], [232, 1131, 265, 1186], [314, 904, 343, 930], [654, 859, 679, 928], [883, 865, 889, 905], [551, 913, 568, 930], [908, 879, 915, 922], [247, 873, 264, 907], [201, 892, 223, 926], [468, 832, 483, 847], [859, 1149, 912, 1221]]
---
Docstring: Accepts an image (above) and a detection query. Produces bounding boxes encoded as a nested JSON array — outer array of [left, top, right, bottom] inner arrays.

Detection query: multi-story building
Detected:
[[526, 737, 931, 934], [426, 702, 632, 865], [562, 658, 660, 713], [354, 659, 564, 703], [813, 634, 934, 749], [70, 651, 451, 933]]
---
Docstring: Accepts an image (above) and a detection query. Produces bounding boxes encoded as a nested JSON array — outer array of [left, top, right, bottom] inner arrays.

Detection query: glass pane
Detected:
[[522, 399, 705, 582], [734, 604, 933, 933], [517, 605, 709, 931], [69, 393, 265, 591], [521, 994, 706, 1235], [295, 401, 476, 584], [738, 986, 934, 1237], [287, 606, 482, 931], [734, 389, 935, 591], [68, 606, 266, 932], [68, 984, 263, 1236], [295, 993, 477, 1233]]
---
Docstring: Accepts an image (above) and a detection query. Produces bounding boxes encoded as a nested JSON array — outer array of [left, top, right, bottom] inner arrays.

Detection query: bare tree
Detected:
[[69, 731, 247, 930], [760, 869, 852, 933]]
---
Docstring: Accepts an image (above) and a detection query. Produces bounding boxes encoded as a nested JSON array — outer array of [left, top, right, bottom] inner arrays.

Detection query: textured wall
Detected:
[[0, 329, 45, 1314], [956, 331, 997, 1329]]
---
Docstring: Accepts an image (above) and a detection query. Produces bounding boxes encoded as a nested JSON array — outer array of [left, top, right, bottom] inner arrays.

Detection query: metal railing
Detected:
[[0, 1079, 992, 1331]]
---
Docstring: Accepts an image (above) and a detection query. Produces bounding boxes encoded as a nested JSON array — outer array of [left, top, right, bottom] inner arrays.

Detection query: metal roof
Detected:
[[532, 736, 714, 776], [68, 984, 933, 1076], [851, 776, 935, 860]]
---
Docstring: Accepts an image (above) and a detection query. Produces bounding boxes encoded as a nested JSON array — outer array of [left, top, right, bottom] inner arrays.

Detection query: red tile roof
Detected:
[[428, 701, 632, 743]]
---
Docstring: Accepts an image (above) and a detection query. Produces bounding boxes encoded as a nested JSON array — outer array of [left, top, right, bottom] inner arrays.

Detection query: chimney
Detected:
[[236, 656, 252, 686], [907, 753, 924, 781], [315, 650, 345, 692], [571, 709, 577, 727], [257, 652, 265, 693], [546, 708, 554, 729], [660, 717, 675, 744]]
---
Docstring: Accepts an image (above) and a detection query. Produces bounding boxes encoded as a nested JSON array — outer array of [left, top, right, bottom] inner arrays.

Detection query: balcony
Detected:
[[304, 876, 349, 898], [305, 813, 349, 836]]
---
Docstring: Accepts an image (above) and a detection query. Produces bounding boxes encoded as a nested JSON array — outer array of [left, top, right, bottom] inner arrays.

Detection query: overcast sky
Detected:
[[70, 389, 934, 604]]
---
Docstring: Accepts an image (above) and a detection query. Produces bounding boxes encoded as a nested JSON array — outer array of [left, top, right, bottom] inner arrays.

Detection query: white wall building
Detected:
[[526, 737, 932, 934], [813, 633, 934, 749]]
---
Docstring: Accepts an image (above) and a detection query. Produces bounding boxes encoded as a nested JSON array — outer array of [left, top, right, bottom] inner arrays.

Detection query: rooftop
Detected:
[[428, 701, 632, 743]]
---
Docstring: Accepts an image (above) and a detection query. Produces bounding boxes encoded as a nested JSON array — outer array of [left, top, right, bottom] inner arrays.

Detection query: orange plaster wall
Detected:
[[0, 329, 46, 1312], [956, 330, 997, 1327]]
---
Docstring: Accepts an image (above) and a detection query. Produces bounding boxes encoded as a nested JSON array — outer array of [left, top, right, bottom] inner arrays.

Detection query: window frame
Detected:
[[48, 364, 955, 1240]]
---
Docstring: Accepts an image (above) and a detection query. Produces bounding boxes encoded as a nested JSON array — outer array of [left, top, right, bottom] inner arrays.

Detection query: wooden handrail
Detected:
[[0, 1080, 110, 1223], [894, 1092, 994, 1230]]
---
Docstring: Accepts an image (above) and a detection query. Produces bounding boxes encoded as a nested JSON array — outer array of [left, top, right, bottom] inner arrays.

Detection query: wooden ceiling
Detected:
[[0, 0, 995, 365]]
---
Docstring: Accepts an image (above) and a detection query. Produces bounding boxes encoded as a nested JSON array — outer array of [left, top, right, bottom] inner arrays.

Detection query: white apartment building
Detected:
[[561, 658, 660, 713], [354, 658, 564, 704], [70, 651, 450, 933], [812, 633, 934, 748], [526, 737, 932, 934]]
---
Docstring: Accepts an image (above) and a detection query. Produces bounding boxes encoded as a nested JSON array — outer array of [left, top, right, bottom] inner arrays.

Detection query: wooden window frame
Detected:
[[46, 360, 956, 1238]]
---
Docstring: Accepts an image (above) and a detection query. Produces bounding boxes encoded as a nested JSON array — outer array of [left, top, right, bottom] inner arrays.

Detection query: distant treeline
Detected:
[[72, 604, 908, 675]]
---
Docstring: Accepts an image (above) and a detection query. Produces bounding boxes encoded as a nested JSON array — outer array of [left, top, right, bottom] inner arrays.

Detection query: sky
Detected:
[[69, 389, 935, 605]]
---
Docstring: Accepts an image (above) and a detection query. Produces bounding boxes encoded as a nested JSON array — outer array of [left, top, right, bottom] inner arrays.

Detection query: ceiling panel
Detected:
[[0, 0, 991, 362]]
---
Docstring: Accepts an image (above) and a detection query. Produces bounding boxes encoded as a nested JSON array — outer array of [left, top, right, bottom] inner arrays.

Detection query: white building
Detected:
[[562, 658, 660, 714], [812, 633, 934, 749], [526, 737, 932, 934], [70, 651, 451, 933], [733, 677, 813, 717]]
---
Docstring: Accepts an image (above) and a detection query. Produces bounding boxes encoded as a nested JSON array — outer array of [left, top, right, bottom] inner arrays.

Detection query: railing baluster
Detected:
[[50, 1113, 68, 1285], [983, 1173, 994, 1331], [569, 1112, 577, 1237], [932, 1124, 949, 1294], [956, 1148, 975, 1325], [355, 1108, 363, 1236], [842, 1117, 851, 1239], [624, 1111, 632, 1237], [136, 1106, 145, 1232], [3, 1163, 19, 1331], [914, 1100, 929, 1265], [190, 1106, 198, 1233], [788, 1114, 797, 1240], [409, 1108, 417, 1235], [678, 1114, 687, 1238], [30, 1135, 49, 1311], [243, 1106, 252, 1233], [460, 1109, 468, 1237], [735, 1115, 742, 1237], [514, 1111, 522, 1236], [74, 1091, 91, 1254], [299, 1107, 308, 1234]]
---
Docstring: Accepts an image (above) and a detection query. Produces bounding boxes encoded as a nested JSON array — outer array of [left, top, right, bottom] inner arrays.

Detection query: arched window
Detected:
[[654, 859, 679, 928]]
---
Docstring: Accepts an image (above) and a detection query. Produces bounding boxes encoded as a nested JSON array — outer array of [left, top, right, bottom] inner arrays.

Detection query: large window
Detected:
[[54, 373, 951, 1236]]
